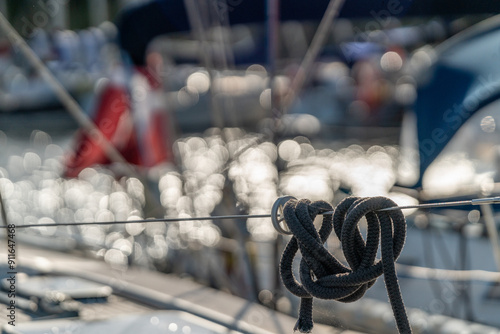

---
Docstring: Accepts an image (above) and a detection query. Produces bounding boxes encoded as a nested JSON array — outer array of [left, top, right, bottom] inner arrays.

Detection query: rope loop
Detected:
[[279, 196, 412, 333]]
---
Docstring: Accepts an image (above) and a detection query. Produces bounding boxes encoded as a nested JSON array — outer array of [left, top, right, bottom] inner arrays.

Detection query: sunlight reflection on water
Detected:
[[0, 128, 402, 287]]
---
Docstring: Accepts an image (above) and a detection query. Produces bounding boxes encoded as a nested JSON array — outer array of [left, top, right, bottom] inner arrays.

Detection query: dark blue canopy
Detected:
[[116, 0, 500, 65], [117, 0, 417, 65], [413, 16, 500, 187]]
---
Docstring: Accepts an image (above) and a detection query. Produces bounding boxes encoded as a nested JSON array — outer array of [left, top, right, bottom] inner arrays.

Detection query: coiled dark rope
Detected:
[[279, 196, 411, 333]]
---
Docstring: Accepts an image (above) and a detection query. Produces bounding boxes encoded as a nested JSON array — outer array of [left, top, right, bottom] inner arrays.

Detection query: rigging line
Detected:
[[0, 214, 272, 229], [1, 196, 500, 230], [267, 0, 281, 133], [184, 0, 214, 69], [310, 196, 500, 216], [380, 197, 500, 211], [0, 12, 128, 169], [210, 0, 236, 70], [282, 0, 346, 112], [184, 0, 227, 129]]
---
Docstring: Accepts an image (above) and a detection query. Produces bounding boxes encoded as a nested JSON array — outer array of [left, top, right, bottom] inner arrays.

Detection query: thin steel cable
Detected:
[[0, 214, 271, 229], [0, 196, 499, 229], [282, 0, 346, 112], [320, 196, 500, 215]]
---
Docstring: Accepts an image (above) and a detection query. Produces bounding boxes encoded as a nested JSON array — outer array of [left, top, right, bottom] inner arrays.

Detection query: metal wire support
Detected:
[[1, 195, 500, 230], [271, 196, 500, 235], [281, 0, 346, 112], [270, 195, 296, 235], [380, 196, 500, 211]]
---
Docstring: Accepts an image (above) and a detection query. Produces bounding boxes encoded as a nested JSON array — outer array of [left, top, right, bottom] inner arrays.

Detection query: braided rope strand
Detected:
[[279, 196, 411, 333]]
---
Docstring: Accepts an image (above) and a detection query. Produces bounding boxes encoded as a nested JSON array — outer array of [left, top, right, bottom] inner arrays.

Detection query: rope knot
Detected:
[[279, 196, 412, 333]]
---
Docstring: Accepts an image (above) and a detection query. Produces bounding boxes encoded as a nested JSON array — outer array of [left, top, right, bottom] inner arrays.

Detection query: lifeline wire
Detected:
[[282, 0, 346, 111], [0, 214, 271, 229], [0, 196, 500, 229]]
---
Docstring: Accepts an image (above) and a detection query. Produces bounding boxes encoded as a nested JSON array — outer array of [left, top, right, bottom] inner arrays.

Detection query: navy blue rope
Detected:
[[279, 196, 411, 333]]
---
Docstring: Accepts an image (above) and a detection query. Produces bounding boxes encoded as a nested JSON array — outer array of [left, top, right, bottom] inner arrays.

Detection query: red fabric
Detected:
[[64, 84, 140, 177], [144, 111, 172, 166], [136, 65, 174, 166], [64, 67, 174, 178]]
